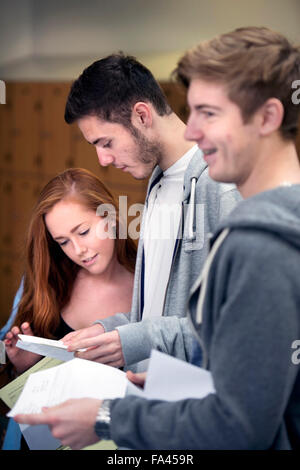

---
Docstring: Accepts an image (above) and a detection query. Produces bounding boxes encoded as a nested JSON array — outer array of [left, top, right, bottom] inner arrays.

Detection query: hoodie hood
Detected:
[[212, 184, 300, 250], [192, 184, 300, 327]]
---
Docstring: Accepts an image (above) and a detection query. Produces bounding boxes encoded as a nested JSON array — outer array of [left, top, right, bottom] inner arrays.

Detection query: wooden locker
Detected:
[[0, 83, 15, 172], [11, 83, 41, 173], [12, 178, 40, 262], [0, 176, 15, 255], [0, 257, 23, 326], [39, 83, 72, 175]]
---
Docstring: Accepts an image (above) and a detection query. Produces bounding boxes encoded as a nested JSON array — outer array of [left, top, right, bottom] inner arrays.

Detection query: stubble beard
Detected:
[[130, 126, 164, 180]]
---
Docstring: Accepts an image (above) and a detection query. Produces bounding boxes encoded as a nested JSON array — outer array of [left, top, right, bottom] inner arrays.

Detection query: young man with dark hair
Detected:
[[61, 53, 240, 372], [16, 27, 300, 449]]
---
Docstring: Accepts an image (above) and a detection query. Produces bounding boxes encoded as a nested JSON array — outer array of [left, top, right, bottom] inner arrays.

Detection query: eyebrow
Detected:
[[193, 104, 222, 111], [53, 223, 85, 240]]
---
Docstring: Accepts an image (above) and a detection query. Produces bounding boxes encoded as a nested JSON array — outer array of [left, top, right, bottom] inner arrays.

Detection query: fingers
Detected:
[[16, 399, 102, 450], [75, 346, 124, 367], [14, 401, 69, 426], [5, 323, 33, 342], [73, 330, 124, 367], [67, 327, 112, 352], [14, 412, 51, 426], [21, 322, 34, 336], [63, 324, 105, 349], [4, 336, 12, 347], [6, 326, 21, 338], [66, 335, 103, 352], [126, 371, 147, 387], [5, 326, 21, 347], [61, 330, 80, 343]]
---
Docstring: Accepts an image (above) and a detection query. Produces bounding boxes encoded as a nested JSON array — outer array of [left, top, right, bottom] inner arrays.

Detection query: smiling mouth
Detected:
[[82, 254, 98, 264], [202, 149, 217, 156]]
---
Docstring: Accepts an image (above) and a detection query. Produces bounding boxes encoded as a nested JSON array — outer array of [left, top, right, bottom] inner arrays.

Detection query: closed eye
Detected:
[[103, 140, 112, 148], [79, 229, 90, 236]]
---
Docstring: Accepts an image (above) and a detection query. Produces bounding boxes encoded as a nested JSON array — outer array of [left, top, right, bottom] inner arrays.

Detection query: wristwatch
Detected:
[[95, 399, 112, 440]]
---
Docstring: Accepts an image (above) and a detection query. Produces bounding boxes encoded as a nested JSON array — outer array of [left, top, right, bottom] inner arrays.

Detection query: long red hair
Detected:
[[14, 168, 136, 338]]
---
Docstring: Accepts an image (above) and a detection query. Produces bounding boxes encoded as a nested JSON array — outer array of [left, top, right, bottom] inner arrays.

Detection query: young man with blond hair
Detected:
[[16, 27, 300, 449]]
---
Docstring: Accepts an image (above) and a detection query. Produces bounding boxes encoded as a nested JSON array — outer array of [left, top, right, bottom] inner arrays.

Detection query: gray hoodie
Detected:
[[97, 149, 241, 370], [108, 185, 300, 449]]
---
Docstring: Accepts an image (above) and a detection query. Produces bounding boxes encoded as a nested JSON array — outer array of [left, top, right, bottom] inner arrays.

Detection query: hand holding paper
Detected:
[[5, 323, 42, 373], [16, 330, 126, 368], [69, 330, 125, 368], [15, 398, 102, 450], [62, 323, 105, 348], [8, 357, 128, 450], [16, 334, 86, 362], [8, 350, 215, 450]]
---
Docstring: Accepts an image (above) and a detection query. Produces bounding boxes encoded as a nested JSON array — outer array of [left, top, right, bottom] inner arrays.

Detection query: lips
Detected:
[[82, 254, 98, 265], [202, 148, 218, 166], [115, 165, 127, 171], [202, 148, 217, 156]]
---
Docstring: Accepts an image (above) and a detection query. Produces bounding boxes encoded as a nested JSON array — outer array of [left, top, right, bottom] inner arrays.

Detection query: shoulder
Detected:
[[218, 227, 296, 269]]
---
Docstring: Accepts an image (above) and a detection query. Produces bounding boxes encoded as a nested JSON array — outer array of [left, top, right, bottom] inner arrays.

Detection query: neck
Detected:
[[155, 113, 195, 171], [238, 136, 300, 198]]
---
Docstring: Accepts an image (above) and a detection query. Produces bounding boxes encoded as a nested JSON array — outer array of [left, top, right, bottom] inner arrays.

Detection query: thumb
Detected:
[[21, 322, 34, 336]]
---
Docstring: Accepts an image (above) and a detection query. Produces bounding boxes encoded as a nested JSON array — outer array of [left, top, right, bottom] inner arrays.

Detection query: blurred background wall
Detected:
[[0, 0, 300, 326]]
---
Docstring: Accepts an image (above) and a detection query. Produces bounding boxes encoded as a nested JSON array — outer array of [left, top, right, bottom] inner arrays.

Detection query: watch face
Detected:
[[95, 420, 111, 440], [95, 400, 111, 440]]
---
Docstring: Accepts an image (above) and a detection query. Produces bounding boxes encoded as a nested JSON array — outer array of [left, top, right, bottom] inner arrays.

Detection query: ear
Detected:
[[131, 102, 153, 129], [259, 98, 284, 136]]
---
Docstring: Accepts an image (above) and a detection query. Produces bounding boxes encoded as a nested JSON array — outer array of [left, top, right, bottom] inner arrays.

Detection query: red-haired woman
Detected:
[[4, 168, 136, 374]]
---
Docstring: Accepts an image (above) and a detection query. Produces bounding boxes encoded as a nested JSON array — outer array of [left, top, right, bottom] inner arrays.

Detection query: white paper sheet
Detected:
[[16, 334, 86, 362], [144, 350, 215, 401], [8, 350, 215, 449], [9, 350, 215, 417], [8, 358, 128, 417], [18, 334, 68, 349], [8, 357, 128, 450]]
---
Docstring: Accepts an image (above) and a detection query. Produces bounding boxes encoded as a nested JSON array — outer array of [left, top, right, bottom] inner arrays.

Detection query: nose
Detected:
[[184, 115, 204, 143], [73, 239, 87, 256], [96, 149, 114, 167]]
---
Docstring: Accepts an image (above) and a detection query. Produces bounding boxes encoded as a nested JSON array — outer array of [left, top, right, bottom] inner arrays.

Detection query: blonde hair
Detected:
[[175, 26, 300, 140]]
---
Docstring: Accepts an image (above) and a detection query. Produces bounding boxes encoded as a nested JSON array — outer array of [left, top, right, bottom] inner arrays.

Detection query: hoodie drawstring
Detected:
[[196, 228, 230, 324], [186, 177, 197, 240]]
